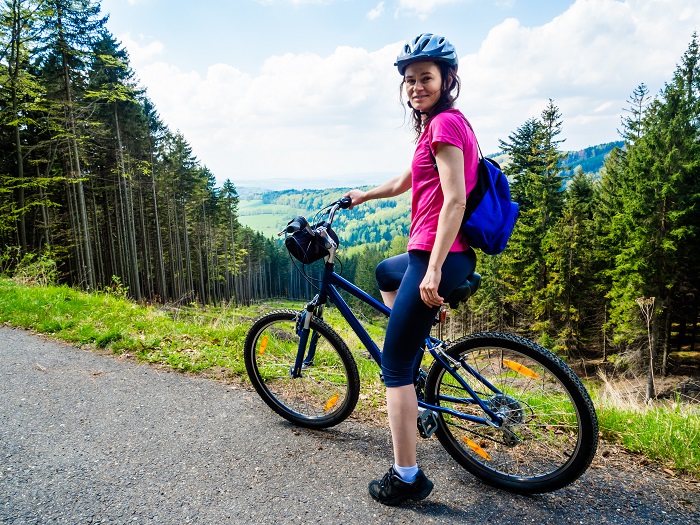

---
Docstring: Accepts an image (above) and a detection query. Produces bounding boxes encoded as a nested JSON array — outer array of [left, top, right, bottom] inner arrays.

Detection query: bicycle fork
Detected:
[[291, 304, 324, 378]]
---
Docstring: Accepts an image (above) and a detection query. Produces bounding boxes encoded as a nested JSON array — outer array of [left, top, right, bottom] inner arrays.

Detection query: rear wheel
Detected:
[[244, 310, 360, 429], [425, 332, 598, 494]]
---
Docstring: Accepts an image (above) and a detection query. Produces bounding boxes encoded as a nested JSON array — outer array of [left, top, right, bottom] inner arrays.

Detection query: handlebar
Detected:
[[325, 197, 351, 228], [279, 197, 352, 237], [285, 215, 309, 234]]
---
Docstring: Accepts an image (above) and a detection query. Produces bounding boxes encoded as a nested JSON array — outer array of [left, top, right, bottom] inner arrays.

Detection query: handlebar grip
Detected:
[[286, 216, 308, 234], [339, 197, 352, 209]]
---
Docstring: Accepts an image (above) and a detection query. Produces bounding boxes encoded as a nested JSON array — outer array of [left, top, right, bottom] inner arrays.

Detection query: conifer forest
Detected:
[[1, 1, 698, 375]]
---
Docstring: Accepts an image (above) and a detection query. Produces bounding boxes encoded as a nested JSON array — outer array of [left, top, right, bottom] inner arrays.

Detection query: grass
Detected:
[[0, 276, 698, 478], [0, 277, 253, 377], [593, 372, 700, 475]]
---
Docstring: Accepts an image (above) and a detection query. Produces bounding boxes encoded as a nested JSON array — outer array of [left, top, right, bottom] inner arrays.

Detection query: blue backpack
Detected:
[[462, 155, 519, 255], [429, 121, 519, 255]]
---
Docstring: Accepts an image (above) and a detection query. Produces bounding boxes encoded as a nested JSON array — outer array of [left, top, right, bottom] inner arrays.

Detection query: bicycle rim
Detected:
[[426, 332, 598, 494], [244, 310, 360, 428]]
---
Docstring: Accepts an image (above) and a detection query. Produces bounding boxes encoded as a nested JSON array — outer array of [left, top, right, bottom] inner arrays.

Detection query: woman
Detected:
[[345, 33, 479, 506]]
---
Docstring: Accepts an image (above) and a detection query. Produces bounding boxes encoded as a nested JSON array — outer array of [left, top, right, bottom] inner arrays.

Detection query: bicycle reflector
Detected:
[[324, 394, 340, 411], [502, 359, 539, 379], [464, 437, 492, 461], [258, 335, 269, 356]]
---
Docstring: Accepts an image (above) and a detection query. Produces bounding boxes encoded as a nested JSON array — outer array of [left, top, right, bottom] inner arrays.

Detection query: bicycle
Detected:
[[244, 197, 598, 494]]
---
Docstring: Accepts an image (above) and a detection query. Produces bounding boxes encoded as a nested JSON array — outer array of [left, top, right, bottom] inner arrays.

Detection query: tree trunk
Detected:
[[57, 9, 95, 289], [182, 203, 194, 301], [647, 307, 659, 402], [9, 0, 27, 252], [37, 173, 51, 248], [661, 305, 673, 377], [150, 162, 167, 302], [114, 105, 141, 301]]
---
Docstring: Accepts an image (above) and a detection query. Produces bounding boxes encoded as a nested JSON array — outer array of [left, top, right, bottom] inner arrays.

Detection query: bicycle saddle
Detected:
[[446, 272, 481, 309]]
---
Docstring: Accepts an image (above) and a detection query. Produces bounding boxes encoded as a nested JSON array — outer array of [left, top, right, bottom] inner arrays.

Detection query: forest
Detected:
[[1, 2, 698, 385]]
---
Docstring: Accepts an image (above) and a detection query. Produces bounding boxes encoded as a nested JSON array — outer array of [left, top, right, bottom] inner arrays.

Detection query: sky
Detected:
[[100, 0, 699, 189]]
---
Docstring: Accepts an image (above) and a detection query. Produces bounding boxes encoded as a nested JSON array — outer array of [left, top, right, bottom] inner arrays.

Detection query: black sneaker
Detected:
[[368, 467, 434, 506]]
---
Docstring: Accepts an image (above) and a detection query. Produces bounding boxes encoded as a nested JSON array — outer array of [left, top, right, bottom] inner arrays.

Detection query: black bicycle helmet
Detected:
[[395, 33, 458, 75]]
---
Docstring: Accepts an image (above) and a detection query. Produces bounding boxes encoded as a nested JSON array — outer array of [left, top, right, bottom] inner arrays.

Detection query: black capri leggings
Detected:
[[375, 249, 476, 388]]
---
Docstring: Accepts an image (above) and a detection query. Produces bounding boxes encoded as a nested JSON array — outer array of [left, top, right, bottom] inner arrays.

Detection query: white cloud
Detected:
[[456, 0, 699, 152], [367, 1, 385, 21], [122, 0, 700, 187], [128, 39, 411, 184], [119, 33, 164, 63], [397, 0, 466, 17]]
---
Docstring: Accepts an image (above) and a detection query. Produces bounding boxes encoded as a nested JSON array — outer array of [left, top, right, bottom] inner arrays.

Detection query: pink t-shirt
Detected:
[[407, 108, 479, 252]]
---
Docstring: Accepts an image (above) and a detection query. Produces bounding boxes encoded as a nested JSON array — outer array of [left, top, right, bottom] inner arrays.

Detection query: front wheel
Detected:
[[425, 332, 598, 494], [244, 309, 360, 429]]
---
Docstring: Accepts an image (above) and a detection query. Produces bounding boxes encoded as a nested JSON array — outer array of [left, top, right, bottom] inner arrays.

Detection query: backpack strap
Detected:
[[426, 115, 488, 224], [427, 115, 484, 171]]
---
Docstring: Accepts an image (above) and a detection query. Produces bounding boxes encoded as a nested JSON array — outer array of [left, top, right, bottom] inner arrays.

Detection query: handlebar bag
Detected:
[[285, 225, 339, 264]]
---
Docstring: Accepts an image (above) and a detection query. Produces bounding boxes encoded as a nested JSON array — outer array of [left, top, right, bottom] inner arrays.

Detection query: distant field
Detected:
[[238, 199, 307, 238], [238, 214, 286, 238], [237, 188, 411, 248]]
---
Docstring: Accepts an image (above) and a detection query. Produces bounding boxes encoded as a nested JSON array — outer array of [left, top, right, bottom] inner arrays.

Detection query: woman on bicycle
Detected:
[[345, 33, 479, 506]]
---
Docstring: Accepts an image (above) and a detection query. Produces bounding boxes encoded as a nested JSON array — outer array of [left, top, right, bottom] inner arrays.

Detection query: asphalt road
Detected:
[[1, 326, 698, 525]]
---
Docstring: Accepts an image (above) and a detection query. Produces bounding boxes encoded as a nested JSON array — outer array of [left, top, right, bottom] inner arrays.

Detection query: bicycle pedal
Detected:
[[417, 407, 439, 439]]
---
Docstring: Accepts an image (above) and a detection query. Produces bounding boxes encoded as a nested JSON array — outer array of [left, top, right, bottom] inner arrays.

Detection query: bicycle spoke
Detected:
[[244, 310, 360, 428], [426, 333, 597, 493]]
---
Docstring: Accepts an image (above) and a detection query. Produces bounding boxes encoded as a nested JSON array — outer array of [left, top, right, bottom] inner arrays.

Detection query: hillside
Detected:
[[238, 142, 623, 240], [238, 187, 411, 247], [561, 141, 623, 177]]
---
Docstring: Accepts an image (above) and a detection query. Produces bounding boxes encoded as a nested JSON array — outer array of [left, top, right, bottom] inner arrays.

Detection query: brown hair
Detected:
[[400, 62, 461, 140]]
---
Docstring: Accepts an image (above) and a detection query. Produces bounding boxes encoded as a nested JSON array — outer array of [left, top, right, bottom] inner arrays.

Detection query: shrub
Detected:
[[12, 251, 58, 286]]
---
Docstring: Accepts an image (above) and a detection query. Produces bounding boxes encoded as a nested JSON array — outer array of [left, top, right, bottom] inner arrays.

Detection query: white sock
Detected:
[[393, 463, 419, 483]]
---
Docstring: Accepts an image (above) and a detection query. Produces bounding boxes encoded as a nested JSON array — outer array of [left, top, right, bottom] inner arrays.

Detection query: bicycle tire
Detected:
[[244, 309, 360, 429], [425, 332, 598, 494]]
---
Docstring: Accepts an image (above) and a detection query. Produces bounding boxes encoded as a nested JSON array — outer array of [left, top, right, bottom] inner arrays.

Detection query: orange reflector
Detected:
[[324, 394, 340, 411], [464, 437, 491, 460], [259, 335, 269, 356], [502, 359, 539, 379]]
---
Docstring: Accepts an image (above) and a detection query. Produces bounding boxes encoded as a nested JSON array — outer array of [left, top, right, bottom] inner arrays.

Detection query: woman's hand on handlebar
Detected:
[[343, 189, 367, 209]]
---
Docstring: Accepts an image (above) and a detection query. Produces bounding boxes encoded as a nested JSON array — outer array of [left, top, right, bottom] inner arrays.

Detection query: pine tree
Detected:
[[495, 100, 567, 339], [35, 0, 108, 288], [591, 147, 627, 359], [619, 83, 651, 145], [84, 30, 144, 298], [0, 0, 51, 251], [607, 34, 700, 377], [541, 170, 596, 356]]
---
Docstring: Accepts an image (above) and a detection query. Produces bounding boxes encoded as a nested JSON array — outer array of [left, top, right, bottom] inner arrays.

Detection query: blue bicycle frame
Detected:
[[293, 261, 505, 427]]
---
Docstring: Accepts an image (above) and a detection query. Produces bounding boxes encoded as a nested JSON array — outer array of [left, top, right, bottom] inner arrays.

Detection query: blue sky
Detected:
[[101, 0, 699, 189]]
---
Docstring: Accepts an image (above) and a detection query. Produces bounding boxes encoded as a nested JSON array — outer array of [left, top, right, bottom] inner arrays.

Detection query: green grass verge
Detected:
[[0, 277, 698, 478], [0, 277, 254, 377], [597, 404, 700, 473]]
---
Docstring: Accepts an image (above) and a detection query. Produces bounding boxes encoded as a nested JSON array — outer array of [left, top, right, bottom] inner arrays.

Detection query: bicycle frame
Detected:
[[295, 260, 505, 427]]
